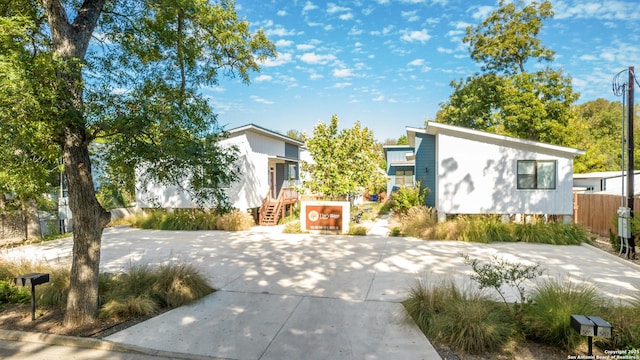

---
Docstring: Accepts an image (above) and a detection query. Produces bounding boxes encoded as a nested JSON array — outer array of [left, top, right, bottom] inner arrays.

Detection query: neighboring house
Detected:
[[136, 124, 304, 225], [573, 171, 640, 195], [384, 121, 585, 222]]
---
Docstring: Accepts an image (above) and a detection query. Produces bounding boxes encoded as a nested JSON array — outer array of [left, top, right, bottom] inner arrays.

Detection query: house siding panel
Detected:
[[384, 146, 413, 194], [244, 131, 285, 157], [414, 133, 436, 207], [436, 133, 574, 215], [284, 143, 299, 160]]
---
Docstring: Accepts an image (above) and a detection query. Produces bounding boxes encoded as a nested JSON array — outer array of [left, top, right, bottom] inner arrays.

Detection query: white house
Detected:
[[136, 124, 304, 225], [384, 121, 585, 223], [574, 171, 640, 195]]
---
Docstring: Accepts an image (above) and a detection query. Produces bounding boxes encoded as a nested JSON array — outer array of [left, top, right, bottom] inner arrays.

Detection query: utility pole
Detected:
[[628, 66, 636, 258]]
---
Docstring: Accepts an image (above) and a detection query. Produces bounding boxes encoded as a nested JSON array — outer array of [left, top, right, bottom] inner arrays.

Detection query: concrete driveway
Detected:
[[2, 226, 639, 360]]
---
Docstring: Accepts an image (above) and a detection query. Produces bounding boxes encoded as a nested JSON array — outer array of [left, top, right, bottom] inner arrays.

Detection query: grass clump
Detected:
[[398, 206, 436, 238], [597, 296, 640, 350], [283, 220, 304, 234], [347, 225, 367, 236], [404, 279, 513, 354], [100, 296, 158, 320], [522, 278, 602, 351], [133, 209, 219, 230], [216, 210, 255, 231], [459, 216, 513, 243]]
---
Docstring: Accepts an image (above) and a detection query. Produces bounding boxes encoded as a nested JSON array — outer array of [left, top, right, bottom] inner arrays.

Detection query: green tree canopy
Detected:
[[0, 0, 275, 326], [302, 115, 386, 200], [437, 0, 578, 145]]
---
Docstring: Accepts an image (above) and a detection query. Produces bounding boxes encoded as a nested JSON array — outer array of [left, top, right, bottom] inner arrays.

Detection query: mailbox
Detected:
[[14, 273, 50, 287], [570, 314, 595, 337], [589, 316, 612, 338], [13, 273, 50, 321]]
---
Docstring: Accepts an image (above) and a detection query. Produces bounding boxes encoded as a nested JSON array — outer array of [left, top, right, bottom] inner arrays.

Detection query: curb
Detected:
[[0, 329, 224, 360]]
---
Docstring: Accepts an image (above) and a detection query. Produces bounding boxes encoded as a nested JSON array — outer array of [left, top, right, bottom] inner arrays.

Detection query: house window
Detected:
[[517, 160, 556, 190], [395, 170, 414, 186]]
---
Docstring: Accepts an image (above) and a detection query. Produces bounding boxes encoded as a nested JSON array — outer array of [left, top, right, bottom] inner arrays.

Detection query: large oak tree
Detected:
[[0, 0, 275, 326], [437, 0, 578, 145]]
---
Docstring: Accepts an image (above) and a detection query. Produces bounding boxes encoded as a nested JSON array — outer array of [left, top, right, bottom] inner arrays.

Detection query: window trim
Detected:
[[517, 160, 557, 190]]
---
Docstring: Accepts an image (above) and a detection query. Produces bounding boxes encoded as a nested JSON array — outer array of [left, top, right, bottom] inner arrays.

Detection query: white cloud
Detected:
[[400, 29, 431, 43], [302, 1, 318, 13], [372, 95, 385, 102], [297, 43, 316, 51], [469, 5, 494, 20], [579, 54, 598, 61], [265, 25, 298, 37], [349, 27, 363, 36], [333, 68, 354, 77], [408, 59, 425, 66], [553, 1, 640, 21], [299, 52, 337, 64], [276, 39, 293, 48], [334, 82, 352, 88], [310, 73, 324, 80], [250, 95, 274, 105], [401, 10, 419, 22], [255, 75, 273, 82], [260, 52, 293, 67], [324, 24, 333, 31], [437, 47, 454, 54], [277, 10, 287, 16], [339, 13, 354, 20], [327, 3, 350, 14]]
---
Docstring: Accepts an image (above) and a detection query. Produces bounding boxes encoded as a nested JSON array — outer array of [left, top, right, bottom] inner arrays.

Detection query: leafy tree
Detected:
[[0, 0, 275, 326], [285, 129, 307, 142], [302, 115, 386, 200], [437, 0, 578, 145], [571, 99, 640, 173], [396, 135, 409, 145]]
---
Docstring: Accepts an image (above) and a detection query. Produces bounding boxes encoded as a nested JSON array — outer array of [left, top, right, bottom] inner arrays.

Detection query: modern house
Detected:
[[573, 171, 640, 195], [384, 121, 585, 223], [136, 124, 304, 225]]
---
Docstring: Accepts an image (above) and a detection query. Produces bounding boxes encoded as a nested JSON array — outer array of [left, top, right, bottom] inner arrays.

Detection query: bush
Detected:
[[523, 278, 602, 351], [404, 279, 513, 354], [598, 296, 640, 350], [459, 216, 513, 243], [283, 220, 304, 234], [0, 281, 30, 305], [216, 210, 255, 231], [133, 209, 219, 230], [389, 185, 430, 214], [347, 225, 367, 236], [100, 296, 158, 320], [153, 263, 214, 307], [398, 206, 436, 238]]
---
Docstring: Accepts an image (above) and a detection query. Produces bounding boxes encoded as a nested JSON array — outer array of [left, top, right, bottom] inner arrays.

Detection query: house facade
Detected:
[[136, 124, 304, 224], [384, 122, 585, 222]]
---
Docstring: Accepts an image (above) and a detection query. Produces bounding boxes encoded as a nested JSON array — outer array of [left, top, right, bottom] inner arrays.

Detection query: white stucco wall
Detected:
[[436, 133, 575, 216]]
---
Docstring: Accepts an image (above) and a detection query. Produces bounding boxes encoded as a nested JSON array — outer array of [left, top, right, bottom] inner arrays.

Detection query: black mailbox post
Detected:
[[14, 273, 50, 321]]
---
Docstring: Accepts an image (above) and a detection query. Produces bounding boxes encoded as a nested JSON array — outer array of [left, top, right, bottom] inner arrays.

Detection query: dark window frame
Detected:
[[517, 160, 557, 190]]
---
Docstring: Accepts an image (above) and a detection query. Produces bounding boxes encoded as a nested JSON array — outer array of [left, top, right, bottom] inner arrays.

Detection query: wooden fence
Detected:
[[574, 193, 640, 237]]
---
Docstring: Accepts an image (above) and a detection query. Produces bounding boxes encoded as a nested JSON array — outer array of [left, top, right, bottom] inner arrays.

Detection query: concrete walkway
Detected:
[[1, 225, 639, 359]]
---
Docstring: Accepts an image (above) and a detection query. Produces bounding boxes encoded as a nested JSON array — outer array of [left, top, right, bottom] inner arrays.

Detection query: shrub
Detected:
[[132, 209, 219, 230], [153, 263, 214, 307], [523, 278, 601, 351], [0, 281, 30, 305], [459, 216, 514, 243], [404, 279, 513, 354], [398, 206, 436, 238], [347, 225, 367, 236], [216, 210, 255, 231], [100, 296, 158, 320], [463, 254, 543, 320], [39, 267, 70, 307], [390, 227, 402, 237], [389, 185, 430, 214], [283, 220, 304, 234], [598, 296, 640, 350]]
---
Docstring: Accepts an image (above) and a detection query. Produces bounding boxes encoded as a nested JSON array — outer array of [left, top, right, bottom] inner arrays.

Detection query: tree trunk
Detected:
[[41, 0, 109, 327]]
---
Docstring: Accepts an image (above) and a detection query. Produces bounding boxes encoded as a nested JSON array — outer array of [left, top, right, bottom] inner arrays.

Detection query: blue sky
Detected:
[[208, 0, 640, 142]]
